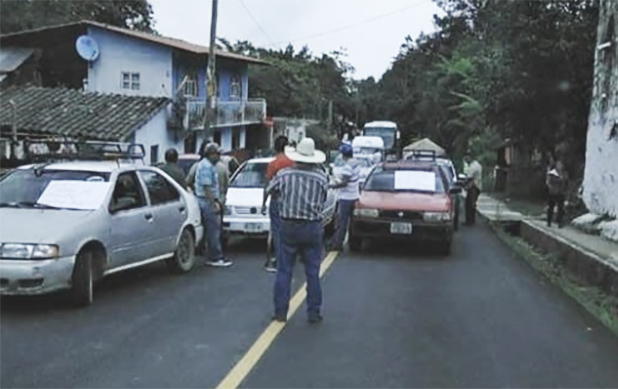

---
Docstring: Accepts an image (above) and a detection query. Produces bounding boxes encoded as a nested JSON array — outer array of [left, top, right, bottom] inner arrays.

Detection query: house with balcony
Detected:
[[0, 21, 268, 163]]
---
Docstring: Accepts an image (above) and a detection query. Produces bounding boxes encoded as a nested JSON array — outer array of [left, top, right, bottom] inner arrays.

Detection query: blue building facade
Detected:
[[83, 23, 265, 157]]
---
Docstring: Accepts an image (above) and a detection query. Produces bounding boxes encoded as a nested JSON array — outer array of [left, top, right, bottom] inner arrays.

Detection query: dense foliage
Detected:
[[359, 0, 599, 174], [0, 0, 155, 34]]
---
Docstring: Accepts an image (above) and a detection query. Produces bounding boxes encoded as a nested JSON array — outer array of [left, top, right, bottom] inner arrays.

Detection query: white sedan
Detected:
[[223, 158, 339, 239]]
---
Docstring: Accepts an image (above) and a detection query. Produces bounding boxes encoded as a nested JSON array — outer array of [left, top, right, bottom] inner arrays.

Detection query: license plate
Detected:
[[244, 223, 263, 233], [390, 222, 412, 234]]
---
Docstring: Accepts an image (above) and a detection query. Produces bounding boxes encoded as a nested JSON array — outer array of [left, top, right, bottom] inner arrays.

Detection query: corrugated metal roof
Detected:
[[0, 21, 269, 65], [0, 47, 34, 73], [0, 85, 170, 141]]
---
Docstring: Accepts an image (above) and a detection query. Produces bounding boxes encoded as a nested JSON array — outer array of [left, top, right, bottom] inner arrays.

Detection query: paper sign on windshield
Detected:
[[37, 180, 111, 210], [394, 171, 436, 191]]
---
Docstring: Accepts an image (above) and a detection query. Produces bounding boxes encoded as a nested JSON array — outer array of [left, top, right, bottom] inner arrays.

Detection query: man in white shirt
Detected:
[[330, 143, 362, 251], [463, 153, 483, 225]]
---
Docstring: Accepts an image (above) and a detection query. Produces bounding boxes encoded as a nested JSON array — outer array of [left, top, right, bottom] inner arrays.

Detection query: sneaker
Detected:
[[264, 263, 277, 273], [207, 258, 232, 267], [308, 314, 323, 324]]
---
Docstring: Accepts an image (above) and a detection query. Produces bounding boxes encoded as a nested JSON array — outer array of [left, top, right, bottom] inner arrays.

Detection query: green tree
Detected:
[[0, 0, 155, 34]]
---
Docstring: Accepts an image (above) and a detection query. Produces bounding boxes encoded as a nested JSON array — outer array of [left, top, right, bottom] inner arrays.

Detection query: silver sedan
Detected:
[[0, 161, 203, 306]]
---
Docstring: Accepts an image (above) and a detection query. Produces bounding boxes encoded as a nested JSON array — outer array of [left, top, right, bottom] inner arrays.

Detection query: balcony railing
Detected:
[[186, 98, 267, 129]]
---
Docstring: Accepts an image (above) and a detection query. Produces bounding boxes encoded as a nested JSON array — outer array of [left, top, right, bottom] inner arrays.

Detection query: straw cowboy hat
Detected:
[[285, 137, 326, 164]]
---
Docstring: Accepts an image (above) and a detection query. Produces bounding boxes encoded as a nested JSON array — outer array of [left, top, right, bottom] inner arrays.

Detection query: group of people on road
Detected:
[[161, 137, 572, 324], [161, 143, 233, 268]]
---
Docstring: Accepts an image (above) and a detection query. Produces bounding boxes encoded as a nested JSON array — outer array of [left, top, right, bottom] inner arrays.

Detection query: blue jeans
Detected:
[[198, 197, 224, 262], [332, 199, 356, 250], [274, 220, 324, 317], [269, 198, 282, 260]]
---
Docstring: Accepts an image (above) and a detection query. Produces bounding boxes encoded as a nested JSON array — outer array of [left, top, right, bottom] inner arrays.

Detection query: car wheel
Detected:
[[349, 234, 362, 252], [71, 250, 94, 307], [168, 228, 195, 273]]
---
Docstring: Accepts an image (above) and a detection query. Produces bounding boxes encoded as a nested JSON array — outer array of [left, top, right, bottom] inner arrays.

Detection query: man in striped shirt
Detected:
[[266, 138, 328, 324]]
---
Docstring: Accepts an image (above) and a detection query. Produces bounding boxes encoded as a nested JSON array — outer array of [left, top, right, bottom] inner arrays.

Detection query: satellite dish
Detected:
[[75, 35, 100, 62]]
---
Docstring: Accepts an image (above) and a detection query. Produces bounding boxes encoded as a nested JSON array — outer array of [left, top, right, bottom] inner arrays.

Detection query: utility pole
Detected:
[[203, 0, 219, 137]]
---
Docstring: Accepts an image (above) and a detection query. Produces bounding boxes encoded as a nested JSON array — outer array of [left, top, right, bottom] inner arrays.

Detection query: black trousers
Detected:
[[547, 194, 565, 227], [465, 186, 481, 225]]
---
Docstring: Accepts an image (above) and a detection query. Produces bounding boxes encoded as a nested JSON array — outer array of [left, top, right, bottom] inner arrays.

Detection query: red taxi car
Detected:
[[349, 161, 461, 255]]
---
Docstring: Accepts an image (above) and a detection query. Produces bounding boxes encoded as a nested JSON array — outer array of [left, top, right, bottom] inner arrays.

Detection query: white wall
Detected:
[[87, 27, 173, 98], [583, 0, 618, 217], [133, 108, 183, 164]]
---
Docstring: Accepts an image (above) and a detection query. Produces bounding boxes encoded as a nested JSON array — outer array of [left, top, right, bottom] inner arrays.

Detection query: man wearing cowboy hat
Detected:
[[265, 137, 329, 324]]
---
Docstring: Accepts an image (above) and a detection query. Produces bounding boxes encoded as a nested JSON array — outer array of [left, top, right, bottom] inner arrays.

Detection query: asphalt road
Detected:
[[2, 225, 618, 388]]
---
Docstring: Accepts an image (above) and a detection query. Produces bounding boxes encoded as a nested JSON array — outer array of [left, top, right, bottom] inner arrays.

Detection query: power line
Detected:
[[237, 0, 277, 46], [267, 0, 432, 47]]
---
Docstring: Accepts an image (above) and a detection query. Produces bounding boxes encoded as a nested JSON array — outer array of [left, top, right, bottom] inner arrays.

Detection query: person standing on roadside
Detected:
[[266, 138, 328, 324], [215, 147, 231, 248], [196, 142, 231, 267], [160, 148, 187, 189], [329, 143, 361, 251], [463, 152, 482, 225], [187, 142, 207, 194], [262, 136, 295, 273], [546, 154, 568, 228]]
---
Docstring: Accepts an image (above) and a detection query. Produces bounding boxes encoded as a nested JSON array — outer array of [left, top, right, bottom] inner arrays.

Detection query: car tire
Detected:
[[167, 228, 196, 273], [349, 234, 362, 252], [71, 250, 94, 307]]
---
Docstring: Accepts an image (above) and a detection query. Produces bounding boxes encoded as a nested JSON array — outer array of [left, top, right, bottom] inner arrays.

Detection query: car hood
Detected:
[[226, 187, 270, 207], [0, 208, 97, 244], [358, 191, 450, 212]]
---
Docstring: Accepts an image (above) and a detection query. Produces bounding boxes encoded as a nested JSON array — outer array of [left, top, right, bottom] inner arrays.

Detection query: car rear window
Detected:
[[364, 167, 445, 193]]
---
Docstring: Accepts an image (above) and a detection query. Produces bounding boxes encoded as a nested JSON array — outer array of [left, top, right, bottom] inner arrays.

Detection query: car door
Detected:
[[138, 170, 187, 257], [108, 171, 157, 268]]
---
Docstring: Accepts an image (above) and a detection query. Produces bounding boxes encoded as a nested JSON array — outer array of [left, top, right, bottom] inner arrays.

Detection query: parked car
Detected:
[[404, 151, 462, 230], [223, 157, 339, 240], [0, 151, 203, 306], [349, 160, 461, 255]]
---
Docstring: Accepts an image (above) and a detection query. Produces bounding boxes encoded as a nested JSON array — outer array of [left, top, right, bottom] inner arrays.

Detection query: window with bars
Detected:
[[121, 72, 140, 90], [183, 74, 198, 97], [229, 74, 242, 100]]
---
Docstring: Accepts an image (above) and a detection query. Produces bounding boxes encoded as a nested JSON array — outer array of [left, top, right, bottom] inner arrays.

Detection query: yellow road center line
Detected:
[[216, 251, 340, 389]]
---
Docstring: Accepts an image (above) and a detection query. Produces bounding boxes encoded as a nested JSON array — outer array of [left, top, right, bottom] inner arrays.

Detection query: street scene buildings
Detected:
[[0, 1, 617, 388]]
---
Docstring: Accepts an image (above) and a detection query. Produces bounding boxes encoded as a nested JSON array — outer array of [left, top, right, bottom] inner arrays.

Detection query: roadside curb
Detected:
[[477, 207, 618, 299]]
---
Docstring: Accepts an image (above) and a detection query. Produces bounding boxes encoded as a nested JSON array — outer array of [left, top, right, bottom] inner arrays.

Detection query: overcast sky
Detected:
[[149, 0, 443, 80]]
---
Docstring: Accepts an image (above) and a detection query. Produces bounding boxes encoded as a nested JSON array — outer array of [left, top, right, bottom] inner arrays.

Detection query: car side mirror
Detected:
[[449, 187, 462, 195], [457, 173, 467, 181]]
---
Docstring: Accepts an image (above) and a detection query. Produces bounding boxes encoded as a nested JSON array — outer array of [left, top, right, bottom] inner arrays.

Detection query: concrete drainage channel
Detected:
[[486, 217, 618, 336]]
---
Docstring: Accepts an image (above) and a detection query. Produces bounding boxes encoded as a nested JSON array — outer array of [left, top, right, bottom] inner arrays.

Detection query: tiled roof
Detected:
[[0, 21, 269, 65], [0, 85, 170, 141]]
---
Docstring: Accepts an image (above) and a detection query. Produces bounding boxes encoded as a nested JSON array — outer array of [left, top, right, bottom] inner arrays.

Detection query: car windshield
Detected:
[[230, 162, 268, 188], [0, 169, 111, 210], [364, 167, 445, 193]]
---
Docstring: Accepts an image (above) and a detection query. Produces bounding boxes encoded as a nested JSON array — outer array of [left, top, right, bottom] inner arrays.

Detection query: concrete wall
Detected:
[[583, 0, 618, 217], [132, 106, 183, 164], [87, 27, 173, 97]]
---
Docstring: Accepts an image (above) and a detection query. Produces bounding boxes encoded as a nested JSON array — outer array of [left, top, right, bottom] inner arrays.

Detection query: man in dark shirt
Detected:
[[160, 148, 187, 189], [266, 137, 328, 324], [262, 136, 295, 272]]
